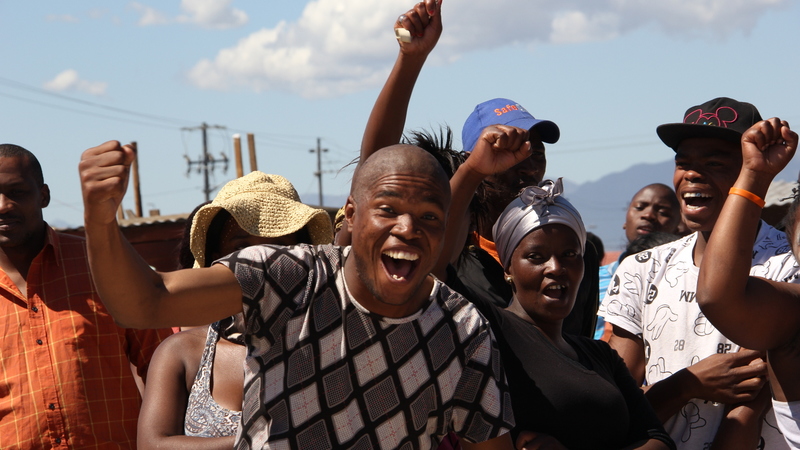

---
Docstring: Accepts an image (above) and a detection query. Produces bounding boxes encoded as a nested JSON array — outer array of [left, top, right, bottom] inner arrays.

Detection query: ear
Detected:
[[40, 184, 50, 209], [344, 196, 356, 233]]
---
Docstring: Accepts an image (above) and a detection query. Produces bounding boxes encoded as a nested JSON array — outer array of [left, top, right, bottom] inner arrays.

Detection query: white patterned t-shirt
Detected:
[[598, 222, 798, 449], [218, 244, 514, 450]]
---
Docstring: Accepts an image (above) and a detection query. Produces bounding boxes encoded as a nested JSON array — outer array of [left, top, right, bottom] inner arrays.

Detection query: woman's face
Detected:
[[507, 224, 584, 325], [210, 217, 301, 261]]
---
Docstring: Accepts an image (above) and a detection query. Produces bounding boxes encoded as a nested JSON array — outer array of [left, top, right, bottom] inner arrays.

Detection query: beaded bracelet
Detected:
[[729, 187, 766, 208]]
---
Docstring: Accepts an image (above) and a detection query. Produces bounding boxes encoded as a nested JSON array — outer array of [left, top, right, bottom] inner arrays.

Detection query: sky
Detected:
[[1, 0, 799, 230]]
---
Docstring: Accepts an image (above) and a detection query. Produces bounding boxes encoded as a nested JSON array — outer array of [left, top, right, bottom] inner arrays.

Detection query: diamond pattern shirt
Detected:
[[218, 244, 514, 449]]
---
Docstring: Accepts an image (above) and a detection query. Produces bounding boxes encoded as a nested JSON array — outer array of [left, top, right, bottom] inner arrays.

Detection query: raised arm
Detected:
[[697, 118, 800, 350], [433, 125, 531, 278], [358, 0, 442, 166], [79, 141, 242, 329]]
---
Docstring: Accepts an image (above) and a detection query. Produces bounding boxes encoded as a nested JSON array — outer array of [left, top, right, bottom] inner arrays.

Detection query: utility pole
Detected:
[[183, 122, 228, 202], [309, 137, 328, 206]]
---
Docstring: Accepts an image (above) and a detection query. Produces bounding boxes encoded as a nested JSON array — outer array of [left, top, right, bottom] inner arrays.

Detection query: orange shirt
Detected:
[[474, 232, 501, 265], [0, 228, 172, 449]]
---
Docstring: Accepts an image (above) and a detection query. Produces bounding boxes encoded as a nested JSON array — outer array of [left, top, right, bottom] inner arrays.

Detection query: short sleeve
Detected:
[[597, 255, 646, 336]]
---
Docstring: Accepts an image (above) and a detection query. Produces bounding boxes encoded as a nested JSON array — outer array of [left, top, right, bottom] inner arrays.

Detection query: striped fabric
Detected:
[[0, 227, 172, 449]]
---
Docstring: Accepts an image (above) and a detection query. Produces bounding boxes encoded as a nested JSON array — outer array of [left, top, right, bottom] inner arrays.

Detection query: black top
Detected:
[[446, 267, 674, 450]]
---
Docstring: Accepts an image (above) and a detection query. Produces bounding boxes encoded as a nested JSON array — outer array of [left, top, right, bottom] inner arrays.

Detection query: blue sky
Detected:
[[1, 0, 798, 229]]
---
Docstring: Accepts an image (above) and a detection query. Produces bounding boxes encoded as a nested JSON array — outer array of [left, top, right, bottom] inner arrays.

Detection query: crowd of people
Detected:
[[1, 0, 799, 449]]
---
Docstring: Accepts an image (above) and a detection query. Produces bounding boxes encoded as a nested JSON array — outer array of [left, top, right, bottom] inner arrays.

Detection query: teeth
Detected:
[[383, 250, 419, 261], [545, 284, 566, 290], [683, 192, 711, 199], [391, 274, 406, 280]]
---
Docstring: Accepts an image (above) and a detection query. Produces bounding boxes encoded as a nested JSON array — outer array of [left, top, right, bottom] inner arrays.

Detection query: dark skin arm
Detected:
[[137, 329, 237, 449], [608, 326, 767, 423], [79, 141, 243, 329], [709, 384, 772, 450], [335, 0, 441, 248], [432, 125, 532, 278], [697, 118, 800, 351], [358, 0, 441, 171]]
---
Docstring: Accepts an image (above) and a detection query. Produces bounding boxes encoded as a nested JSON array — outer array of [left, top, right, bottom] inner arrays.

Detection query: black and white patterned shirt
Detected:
[[218, 244, 514, 449]]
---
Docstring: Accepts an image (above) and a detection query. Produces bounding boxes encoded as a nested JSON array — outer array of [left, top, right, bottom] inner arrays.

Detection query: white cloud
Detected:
[[129, 0, 247, 29], [43, 70, 108, 97], [177, 0, 248, 29], [130, 2, 170, 26], [550, 11, 620, 44], [46, 14, 79, 23], [186, 0, 790, 98]]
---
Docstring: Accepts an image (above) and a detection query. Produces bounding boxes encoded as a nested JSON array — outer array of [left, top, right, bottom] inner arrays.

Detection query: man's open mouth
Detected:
[[381, 250, 420, 281], [683, 192, 712, 211]]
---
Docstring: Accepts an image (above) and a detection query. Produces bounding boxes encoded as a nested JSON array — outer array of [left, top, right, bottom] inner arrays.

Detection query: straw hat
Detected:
[[190, 171, 333, 267]]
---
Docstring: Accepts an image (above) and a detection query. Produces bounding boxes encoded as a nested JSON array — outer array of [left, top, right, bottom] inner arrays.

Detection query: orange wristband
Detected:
[[728, 187, 766, 208]]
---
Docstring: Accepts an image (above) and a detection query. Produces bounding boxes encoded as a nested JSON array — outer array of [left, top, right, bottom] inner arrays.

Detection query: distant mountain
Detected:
[[563, 160, 675, 253], [565, 156, 800, 253]]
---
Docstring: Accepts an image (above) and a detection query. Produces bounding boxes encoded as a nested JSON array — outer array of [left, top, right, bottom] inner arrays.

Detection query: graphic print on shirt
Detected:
[[664, 261, 691, 288], [679, 402, 707, 443], [646, 304, 678, 340], [750, 259, 773, 279], [647, 356, 673, 384], [623, 272, 643, 296], [605, 299, 639, 322], [693, 312, 716, 337], [598, 226, 798, 449]]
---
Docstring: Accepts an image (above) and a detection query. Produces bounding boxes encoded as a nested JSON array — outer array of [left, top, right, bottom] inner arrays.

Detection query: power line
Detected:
[[0, 91, 180, 130], [0, 76, 195, 126]]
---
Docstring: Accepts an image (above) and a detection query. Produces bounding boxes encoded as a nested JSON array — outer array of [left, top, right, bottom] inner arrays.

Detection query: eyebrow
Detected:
[[374, 189, 446, 210]]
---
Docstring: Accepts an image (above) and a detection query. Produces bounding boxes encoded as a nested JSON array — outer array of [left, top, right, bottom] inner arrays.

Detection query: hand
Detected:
[[79, 140, 135, 227], [463, 125, 532, 177], [515, 431, 568, 450], [741, 117, 798, 178], [395, 0, 442, 57], [684, 349, 768, 404]]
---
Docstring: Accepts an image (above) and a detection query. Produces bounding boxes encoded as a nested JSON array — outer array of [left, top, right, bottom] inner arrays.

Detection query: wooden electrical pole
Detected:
[[130, 141, 142, 218], [247, 133, 257, 172], [233, 134, 244, 178]]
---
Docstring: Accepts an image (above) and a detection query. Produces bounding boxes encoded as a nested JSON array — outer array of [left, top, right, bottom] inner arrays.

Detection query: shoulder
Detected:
[[148, 327, 206, 372], [157, 326, 207, 353]]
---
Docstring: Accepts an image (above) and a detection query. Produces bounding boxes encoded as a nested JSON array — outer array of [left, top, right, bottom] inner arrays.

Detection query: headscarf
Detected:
[[492, 178, 586, 269]]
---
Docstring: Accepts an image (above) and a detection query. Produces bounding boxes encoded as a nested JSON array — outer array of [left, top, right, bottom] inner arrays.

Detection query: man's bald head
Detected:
[[352, 144, 451, 205]]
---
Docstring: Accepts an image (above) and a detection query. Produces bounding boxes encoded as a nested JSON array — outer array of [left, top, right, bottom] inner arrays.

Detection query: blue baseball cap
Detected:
[[461, 98, 560, 152]]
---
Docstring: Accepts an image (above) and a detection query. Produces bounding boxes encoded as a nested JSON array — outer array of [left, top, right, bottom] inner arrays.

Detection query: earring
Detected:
[[504, 275, 514, 284]]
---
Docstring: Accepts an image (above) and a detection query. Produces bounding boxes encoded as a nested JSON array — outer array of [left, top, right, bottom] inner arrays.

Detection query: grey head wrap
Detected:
[[492, 178, 586, 269]]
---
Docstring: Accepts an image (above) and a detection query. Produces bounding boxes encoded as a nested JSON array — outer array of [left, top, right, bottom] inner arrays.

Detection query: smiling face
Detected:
[[0, 155, 49, 251], [506, 224, 584, 327], [344, 146, 450, 318], [673, 138, 742, 233], [623, 184, 681, 243]]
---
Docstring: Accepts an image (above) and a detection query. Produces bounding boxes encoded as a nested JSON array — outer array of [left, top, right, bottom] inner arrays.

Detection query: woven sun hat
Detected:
[[189, 171, 333, 267]]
